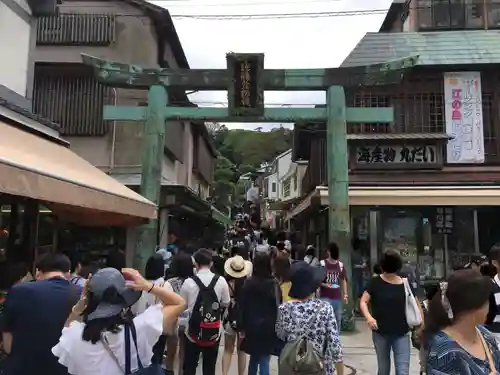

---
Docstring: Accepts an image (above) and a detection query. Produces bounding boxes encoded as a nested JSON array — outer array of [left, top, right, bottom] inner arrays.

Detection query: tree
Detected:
[[208, 125, 294, 213], [212, 153, 237, 212]]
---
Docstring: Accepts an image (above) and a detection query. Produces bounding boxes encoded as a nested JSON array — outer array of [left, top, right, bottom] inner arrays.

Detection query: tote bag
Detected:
[[403, 278, 422, 328]]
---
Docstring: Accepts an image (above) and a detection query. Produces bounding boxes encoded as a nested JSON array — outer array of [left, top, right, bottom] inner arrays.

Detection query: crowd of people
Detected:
[[6, 216, 500, 375], [0, 230, 348, 375]]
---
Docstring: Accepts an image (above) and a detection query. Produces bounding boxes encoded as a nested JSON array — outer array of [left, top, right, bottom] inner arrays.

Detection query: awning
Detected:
[[321, 186, 500, 206], [286, 185, 500, 221], [0, 122, 157, 226]]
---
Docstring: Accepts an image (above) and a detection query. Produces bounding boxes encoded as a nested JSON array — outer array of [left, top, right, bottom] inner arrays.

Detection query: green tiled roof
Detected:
[[341, 30, 500, 67]]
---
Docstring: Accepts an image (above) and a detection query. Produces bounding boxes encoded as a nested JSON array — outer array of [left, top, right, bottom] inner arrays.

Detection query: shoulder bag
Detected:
[[403, 278, 422, 328]]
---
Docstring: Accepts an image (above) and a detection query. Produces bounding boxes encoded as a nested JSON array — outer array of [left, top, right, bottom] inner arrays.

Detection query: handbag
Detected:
[[101, 322, 163, 375], [403, 278, 422, 328]]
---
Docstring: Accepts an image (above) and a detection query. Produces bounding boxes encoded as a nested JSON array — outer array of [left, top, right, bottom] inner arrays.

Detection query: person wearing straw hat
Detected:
[[222, 255, 252, 375]]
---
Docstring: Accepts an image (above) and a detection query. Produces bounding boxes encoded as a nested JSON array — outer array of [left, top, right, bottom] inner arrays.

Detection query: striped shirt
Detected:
[[486, 275, 500, 334]]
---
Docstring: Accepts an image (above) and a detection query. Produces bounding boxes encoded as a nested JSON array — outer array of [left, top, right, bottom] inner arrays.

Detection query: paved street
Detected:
[[192, 320, 420, 375]]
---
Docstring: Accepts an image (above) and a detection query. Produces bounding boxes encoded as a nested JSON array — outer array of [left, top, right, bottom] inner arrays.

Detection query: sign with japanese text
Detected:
[[443, 72, 485, 164], [434, 207, 454, 235], [227, 53, 264, 117], [354, 144, 439, 169]]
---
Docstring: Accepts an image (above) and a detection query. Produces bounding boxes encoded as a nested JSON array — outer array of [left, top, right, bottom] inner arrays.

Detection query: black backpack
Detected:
[[188, 275, 222, 345]]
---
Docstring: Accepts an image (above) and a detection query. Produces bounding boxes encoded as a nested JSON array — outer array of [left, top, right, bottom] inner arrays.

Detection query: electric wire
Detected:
[[55, 6, 392, 19], [150, 0, 345, 7]]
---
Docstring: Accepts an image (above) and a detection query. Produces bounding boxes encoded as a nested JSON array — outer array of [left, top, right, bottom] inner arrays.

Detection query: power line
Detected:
[[151, 0, 342, 7], [55, 6, 390, 19]]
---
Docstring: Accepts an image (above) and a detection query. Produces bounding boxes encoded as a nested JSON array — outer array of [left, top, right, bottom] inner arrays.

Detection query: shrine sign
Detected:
[[227, 53, 264, 117], [351, 143, 443, 170]]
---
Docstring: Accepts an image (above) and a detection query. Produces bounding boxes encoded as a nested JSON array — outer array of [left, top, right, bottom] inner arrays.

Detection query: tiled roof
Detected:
[[341, 30, 500, 67], [0, 98, 60, 131]]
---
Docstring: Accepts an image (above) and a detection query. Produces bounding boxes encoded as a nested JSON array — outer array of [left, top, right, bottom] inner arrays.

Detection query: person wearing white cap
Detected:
[[222, 255, 252, 375]]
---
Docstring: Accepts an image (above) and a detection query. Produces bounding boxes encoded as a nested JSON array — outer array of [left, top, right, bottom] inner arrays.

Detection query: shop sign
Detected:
[[227, 53, 264, 117], [353, 144, 440, 169], [435, 207, 453, 234], [443, 71, 485, 164]]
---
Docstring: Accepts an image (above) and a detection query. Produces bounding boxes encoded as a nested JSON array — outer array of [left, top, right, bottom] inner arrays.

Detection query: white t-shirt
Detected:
[[52, 305, 163, 375], [179, 268, 230, 342]]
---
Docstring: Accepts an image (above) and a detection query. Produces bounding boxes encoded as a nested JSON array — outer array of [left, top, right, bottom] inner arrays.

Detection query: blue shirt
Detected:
[[427, 326, 500, 375], [3, 277, 81, 375]]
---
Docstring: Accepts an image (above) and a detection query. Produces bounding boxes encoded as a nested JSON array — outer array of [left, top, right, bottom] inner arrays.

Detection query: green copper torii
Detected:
[[82, 52, 417, 331]]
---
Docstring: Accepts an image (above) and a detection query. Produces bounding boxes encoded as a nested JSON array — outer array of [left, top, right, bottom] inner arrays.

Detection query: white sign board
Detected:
[[443, 72, 485, 164]]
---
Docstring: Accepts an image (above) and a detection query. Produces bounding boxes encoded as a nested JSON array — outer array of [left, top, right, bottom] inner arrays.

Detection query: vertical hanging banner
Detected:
[[443, 72, 485, 164]]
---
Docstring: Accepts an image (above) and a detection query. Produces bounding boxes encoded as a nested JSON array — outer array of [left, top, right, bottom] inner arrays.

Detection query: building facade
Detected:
[[32, 0, 223, 248], [0, 0, 156, 267], [288, 0, 500, 282]]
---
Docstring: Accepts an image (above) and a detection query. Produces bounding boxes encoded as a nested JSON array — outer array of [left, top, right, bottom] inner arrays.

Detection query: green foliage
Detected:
[[209, 124, 293, 212]]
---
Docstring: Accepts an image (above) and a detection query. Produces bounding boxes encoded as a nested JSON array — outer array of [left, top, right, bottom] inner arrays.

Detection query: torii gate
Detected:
[[83, 53, 416, 327]]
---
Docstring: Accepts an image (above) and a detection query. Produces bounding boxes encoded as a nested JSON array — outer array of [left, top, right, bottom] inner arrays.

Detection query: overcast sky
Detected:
[[151, 0, 393, 130]]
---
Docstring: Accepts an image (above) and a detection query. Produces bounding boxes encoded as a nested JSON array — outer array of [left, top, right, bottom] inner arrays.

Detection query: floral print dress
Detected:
[[275, 298, 343, 375]]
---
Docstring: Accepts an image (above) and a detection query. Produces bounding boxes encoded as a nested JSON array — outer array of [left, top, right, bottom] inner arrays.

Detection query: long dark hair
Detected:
[[145, 254, 165, 281], [81, 289, 131, 344], [168, 252, 194, 280], [252, 252, 273, 279], [274, 254, 291, 283], [423, 269, 492, 348]]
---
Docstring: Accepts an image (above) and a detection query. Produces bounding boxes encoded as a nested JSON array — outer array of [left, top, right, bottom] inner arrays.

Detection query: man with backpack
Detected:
[[180, 248, 231, 375]]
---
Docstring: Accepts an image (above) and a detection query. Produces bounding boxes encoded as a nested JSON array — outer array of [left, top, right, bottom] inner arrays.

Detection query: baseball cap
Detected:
[[86, 267, 142, 321]]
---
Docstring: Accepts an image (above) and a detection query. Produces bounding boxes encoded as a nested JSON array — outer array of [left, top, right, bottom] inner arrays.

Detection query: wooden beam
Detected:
[[103, 106, 394, 123], [83, 53, 419, 91]]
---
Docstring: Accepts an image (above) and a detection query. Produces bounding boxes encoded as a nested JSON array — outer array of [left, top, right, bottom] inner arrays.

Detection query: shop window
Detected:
[[418, 0, 433, 29], [487, 0, 500, 28], [418, 0, 485, 30], [350, 93, 391, 134], [465, 0, 484, 28], [434, 0, 452, 28]]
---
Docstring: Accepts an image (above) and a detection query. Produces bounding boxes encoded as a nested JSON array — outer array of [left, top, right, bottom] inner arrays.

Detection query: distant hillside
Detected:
[[207, 124, 293, 211]]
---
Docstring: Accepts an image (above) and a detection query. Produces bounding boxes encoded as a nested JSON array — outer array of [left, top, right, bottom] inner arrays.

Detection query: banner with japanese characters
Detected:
[[443, 72, 485, 164]]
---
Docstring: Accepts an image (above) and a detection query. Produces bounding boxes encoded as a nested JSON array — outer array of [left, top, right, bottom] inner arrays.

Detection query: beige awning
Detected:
[[286, 185, 500, 221], [320, 186, 500, 206], [0, 121, 157, 226]]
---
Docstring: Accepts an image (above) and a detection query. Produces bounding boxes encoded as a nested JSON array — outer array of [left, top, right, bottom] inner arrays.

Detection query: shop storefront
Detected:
[[288, 185, 500, 283], [0, 106, 156, 268]]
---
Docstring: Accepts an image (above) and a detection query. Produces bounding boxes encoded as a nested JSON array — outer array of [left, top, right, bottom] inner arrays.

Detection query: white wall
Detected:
[[266, 173, 278, 200], [0, 0, 31, 97], [275, 150, 292, 200]]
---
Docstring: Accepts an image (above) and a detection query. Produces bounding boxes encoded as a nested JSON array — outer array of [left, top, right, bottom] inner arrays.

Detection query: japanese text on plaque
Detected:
[[357, 145, 437, 164], [239, 61, 251, 107]]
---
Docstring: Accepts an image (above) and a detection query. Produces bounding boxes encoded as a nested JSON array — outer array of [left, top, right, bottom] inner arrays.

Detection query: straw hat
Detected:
[[224, 255, 252, 278]]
